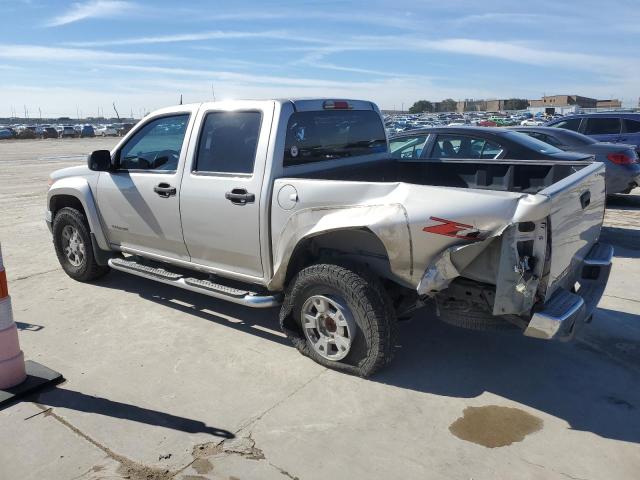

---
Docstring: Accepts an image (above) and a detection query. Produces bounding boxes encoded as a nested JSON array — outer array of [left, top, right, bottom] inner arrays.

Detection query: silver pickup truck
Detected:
[[47, 99, 613, 376]]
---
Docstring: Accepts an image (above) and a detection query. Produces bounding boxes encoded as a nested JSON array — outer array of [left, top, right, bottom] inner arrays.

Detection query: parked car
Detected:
[[96, 125, 118, 136], [59, 125, 78, 138], [80, 125, 95, 138], [16, 128, 37, 139], [389, 126, 594, 162], [46, 99, 612, 376], [520, 119, 545, 126], [115, 123, 134, 136], [511, 126, 640, 194], [41, 127, 59, 139], [545, 113, 640, 151], [0, 128, 14, 139]]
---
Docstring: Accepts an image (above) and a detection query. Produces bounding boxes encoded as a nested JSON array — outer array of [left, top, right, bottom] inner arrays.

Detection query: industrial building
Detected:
[[528, 95, 622, 115]]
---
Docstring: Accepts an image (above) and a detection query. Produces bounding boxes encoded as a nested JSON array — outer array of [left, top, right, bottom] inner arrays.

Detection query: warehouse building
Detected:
[[528, 95, 622, 115]]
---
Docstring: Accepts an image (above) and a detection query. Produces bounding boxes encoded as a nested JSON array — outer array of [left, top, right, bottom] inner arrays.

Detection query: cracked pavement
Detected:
[[1, 138, 640, 479]]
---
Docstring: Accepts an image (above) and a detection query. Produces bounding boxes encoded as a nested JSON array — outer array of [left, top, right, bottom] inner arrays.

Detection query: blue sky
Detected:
[[1, 0, 638, 118]]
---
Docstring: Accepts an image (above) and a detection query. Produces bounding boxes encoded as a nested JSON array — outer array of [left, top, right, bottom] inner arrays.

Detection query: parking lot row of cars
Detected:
[[0, 122, 136, 140], [384, 110, 559, 134], [388, 111, 640, 195]]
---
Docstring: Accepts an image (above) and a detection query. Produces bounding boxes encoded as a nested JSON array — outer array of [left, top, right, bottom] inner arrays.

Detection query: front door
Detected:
[[96, 111, 196, 261], [179, 102, 274, 281]]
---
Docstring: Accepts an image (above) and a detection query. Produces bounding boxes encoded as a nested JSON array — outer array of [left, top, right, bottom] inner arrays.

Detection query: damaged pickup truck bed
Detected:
[[46, 99, 613, 376]]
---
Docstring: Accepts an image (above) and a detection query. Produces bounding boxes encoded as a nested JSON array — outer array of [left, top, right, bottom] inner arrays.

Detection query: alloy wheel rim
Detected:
[[301, 295, 356, 361], [61, 225, 85, 267]]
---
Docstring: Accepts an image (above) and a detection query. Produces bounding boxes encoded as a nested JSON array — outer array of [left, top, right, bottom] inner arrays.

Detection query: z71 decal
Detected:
[[423, 216, 480, 240]]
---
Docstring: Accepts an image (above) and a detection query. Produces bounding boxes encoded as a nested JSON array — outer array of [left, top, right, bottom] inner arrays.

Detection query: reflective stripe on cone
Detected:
[[0, 243, 27, 390], [0, 324, 26, 389], [0, 297, 14, 331]]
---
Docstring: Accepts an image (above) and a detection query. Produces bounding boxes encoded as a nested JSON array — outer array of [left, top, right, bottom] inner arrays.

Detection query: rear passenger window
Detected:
[[284, 110, 387, 166], [195, 111, 261, 174], [584, 117, 621, 135], [624, 119, 640, 133], [433, 135, 503, 159], [551, 118, 581, 132]]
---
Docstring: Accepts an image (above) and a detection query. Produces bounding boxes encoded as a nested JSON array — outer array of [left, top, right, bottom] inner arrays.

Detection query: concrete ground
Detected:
[[1, 138, 639, 480]]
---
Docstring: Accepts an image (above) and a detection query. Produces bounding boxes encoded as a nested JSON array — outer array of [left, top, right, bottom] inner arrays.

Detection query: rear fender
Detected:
[[268, 204, 412, 291]]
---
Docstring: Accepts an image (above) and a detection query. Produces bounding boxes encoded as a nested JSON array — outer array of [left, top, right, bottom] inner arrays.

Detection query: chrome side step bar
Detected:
[[108, 258, 281, 308]]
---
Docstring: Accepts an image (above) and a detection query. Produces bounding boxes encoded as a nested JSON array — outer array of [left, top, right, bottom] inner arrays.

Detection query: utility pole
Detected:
[[39, 107, 42, 120], [211, 84, 215, 102], [24, 105, 28, 119], [179, 94, 183, 105], [76, 105, 80, 120]]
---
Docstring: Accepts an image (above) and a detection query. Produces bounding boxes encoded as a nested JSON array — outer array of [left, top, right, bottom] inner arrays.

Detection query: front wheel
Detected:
[[280, 263, 397, 377], [52, 207, 110, 282]]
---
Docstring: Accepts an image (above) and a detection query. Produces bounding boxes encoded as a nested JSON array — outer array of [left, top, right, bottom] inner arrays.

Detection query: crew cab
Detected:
[[47, 99, 613, 376]]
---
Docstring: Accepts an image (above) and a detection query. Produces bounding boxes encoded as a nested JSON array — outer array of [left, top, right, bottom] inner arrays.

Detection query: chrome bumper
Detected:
[[524, 243, 613, 341]]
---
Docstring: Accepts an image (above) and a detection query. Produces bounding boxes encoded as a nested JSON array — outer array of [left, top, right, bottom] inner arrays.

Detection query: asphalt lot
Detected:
[[1, 138, 639, 480]]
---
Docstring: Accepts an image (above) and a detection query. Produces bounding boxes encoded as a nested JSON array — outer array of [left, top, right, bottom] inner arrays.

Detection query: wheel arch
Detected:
[[278, 227, 397, 289], [48, 178, 110, 250]]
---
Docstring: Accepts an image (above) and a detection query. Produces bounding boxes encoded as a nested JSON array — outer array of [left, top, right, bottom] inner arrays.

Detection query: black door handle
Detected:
[[225, 188, 255, 205], [154, 183, 176, 198]]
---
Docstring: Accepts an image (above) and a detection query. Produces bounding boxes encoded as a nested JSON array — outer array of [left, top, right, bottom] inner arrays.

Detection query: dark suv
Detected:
[[545, 113, 640, 151]]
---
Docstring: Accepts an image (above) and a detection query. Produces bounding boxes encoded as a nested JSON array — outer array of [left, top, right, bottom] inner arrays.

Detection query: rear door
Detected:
[[179, 101, 274, 281], [582, 116, 623, 143]]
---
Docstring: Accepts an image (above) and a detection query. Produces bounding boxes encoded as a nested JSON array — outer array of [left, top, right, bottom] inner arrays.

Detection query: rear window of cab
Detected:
[[284, 110, 387, 166]]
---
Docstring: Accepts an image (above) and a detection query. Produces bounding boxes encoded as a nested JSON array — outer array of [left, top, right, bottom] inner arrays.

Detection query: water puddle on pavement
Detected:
[[449, 405, 543, 448]]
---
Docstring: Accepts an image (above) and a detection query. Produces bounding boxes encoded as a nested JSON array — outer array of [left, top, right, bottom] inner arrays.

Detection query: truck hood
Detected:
[[50, 165, 97, 183]]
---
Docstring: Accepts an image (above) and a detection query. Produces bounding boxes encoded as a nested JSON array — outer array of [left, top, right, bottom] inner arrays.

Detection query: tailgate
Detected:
[[539, 162, 606, 300]]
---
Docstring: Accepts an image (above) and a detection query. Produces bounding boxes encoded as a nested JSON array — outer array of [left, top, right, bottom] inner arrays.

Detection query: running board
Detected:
[[108, 258, 281, 308]]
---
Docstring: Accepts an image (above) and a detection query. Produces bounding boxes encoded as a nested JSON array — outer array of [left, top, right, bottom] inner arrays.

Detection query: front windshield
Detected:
[[505, 130, 564, 154]]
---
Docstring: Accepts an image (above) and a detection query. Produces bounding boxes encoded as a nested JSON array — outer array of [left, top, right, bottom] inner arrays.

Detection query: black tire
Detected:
[[436, 297, 516, 331], [52, 207, 110, 282], [280, 263, 397, 377]]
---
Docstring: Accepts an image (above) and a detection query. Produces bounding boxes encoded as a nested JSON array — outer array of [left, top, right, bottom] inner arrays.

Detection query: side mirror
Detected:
[[87, 150, 112, 171]]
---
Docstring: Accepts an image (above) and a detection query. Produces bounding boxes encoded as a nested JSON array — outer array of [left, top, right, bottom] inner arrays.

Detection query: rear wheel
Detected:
[[280, 263, 396, 377], [53, 207, 110, 282]]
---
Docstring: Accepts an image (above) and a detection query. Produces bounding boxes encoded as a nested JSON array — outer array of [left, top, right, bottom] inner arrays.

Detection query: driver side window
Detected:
[[118, 114, 189, 171]]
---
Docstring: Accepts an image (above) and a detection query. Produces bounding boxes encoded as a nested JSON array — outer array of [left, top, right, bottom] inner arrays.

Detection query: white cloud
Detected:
[[454, 13, 554, 25], [0, 44, 168, 62], [420, 38, 639, 76], [63, 30, 313, 47], [46, 0, 135, 27], [100, 64, 376, 89]]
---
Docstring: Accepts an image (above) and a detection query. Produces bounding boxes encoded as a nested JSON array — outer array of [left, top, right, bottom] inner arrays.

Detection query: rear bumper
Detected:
[[524, 242, 613, 341]]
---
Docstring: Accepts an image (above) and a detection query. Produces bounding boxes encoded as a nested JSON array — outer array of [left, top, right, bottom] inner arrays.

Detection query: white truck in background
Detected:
[[46, 99, 613, 376]]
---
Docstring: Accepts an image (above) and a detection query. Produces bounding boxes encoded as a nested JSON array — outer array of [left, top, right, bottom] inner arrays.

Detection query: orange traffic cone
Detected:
[[0, 247, 26, 389], [0, 243, 62, 407]]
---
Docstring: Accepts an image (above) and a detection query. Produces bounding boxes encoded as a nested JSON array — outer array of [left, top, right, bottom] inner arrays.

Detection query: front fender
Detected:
[[47, 177, 110, 250]]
